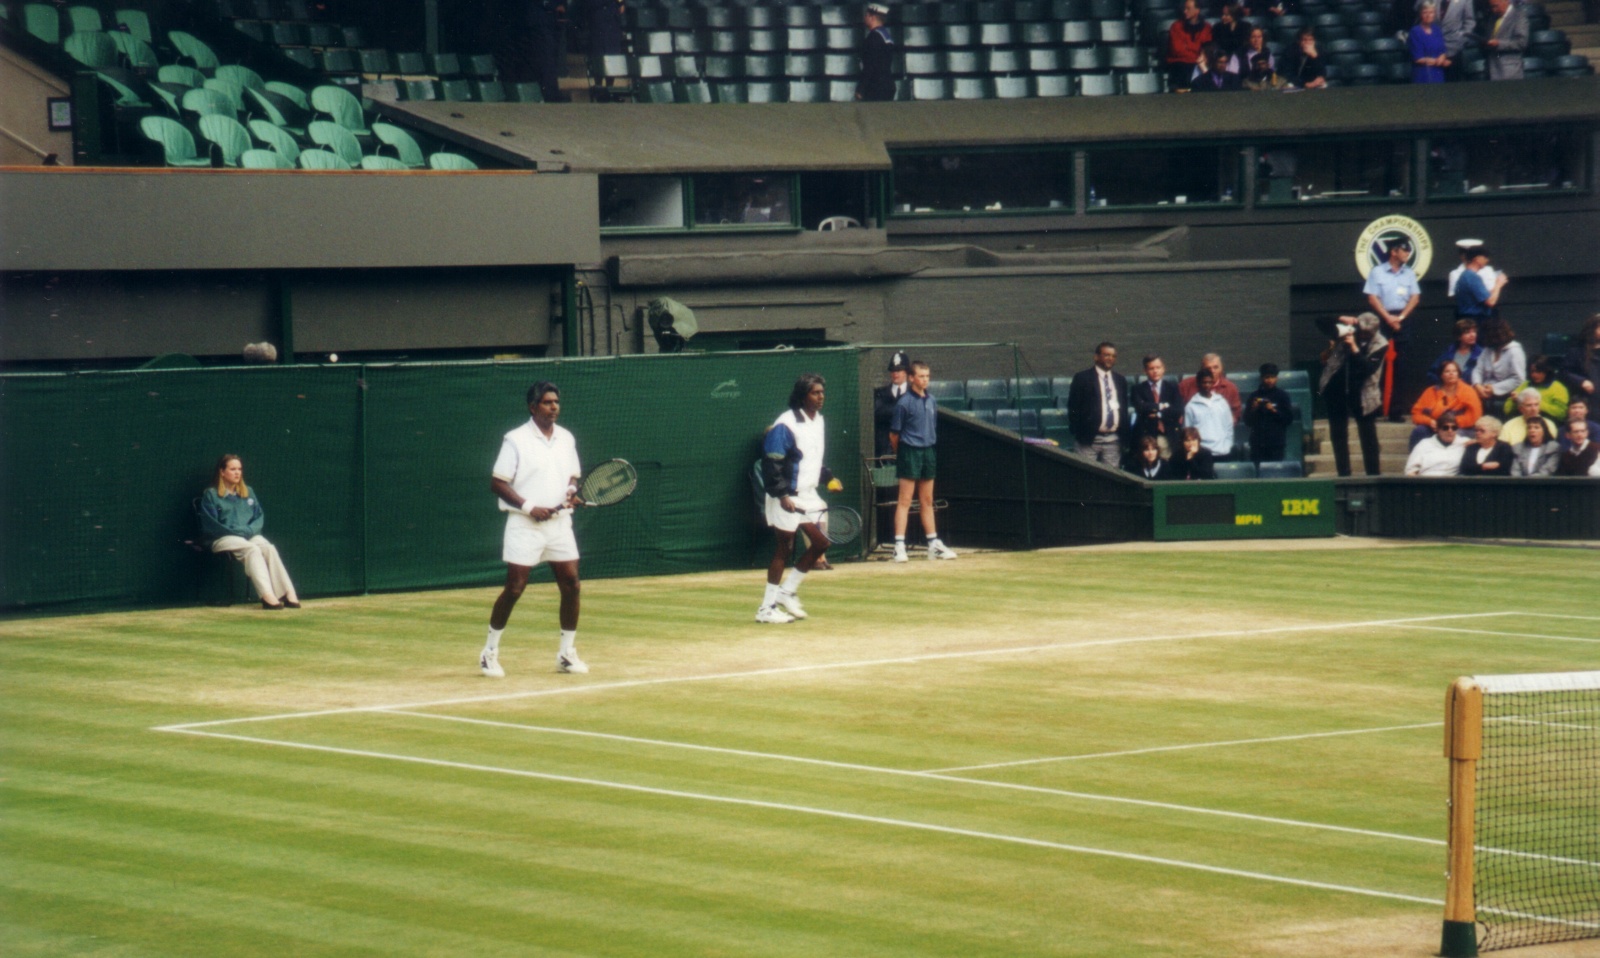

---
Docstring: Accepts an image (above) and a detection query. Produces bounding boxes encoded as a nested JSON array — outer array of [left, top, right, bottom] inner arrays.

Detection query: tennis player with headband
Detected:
[[757, 372, 839, 623], [481, 381, 587, 677]]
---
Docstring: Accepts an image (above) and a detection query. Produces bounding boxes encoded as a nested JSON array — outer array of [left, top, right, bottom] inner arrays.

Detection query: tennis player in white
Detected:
[[482, 381, 586, 677], [757, 373, 835, 623]]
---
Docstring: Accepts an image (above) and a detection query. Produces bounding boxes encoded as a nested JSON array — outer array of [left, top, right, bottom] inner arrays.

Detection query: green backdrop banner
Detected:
[[0, 350, 861, 615]]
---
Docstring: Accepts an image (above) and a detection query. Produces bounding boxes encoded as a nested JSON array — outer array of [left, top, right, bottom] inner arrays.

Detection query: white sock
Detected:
[[559, 629, 576, 655], [929, 537, 944, 549], [485, 626, 503, 653], [894, 536, 906, 548], [781, 569, 806, 594], [763, 583, 782, 607]]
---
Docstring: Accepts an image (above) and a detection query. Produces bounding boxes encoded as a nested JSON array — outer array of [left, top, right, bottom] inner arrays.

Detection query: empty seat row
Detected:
[[627, 0, 1133, 28]]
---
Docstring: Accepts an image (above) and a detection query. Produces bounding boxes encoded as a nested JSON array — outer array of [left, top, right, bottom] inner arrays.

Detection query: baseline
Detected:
[[160, 725, 1446, 909], [152, 611, 1524, 733]]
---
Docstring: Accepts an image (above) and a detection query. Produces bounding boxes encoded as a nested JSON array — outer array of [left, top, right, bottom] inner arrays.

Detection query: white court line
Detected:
[[158, 726, 1445, 909], [1407, 625, 1600, 645], [151, 610, 1522, 733], [925, 723, 1444, 774], [378, 710, 1448, 849]]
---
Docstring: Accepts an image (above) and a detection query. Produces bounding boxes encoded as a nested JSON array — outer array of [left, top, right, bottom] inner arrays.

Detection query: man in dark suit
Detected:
[[1068, 341, 1131, 467], [1130, 355, 1183, 457], [872, 351, 910, 458]]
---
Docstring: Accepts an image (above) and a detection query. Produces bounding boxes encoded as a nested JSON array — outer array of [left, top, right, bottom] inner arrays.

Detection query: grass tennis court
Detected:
[[4, 541, 1598, 957]]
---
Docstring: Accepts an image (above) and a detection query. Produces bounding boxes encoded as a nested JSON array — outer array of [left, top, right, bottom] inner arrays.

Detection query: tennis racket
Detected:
[[566, 459, 638, 509], [819, 506, 862, 546]]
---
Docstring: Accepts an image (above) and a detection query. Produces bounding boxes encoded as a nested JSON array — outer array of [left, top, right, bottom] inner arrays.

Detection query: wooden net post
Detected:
[[1441, 677, 1483, 958]]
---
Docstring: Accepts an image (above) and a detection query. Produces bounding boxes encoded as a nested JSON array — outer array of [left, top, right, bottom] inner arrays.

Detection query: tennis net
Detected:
[[1442, 671, 1600, 956]]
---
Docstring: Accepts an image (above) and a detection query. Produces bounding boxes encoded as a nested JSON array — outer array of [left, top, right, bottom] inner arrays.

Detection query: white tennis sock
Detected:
[[929, 537, 945, 549], [485, 626, 503, 652], [559, 630, 576, 655], [781, 569, 806, 594], [894, 536, 906, 546], [763, 583, 780, 607]]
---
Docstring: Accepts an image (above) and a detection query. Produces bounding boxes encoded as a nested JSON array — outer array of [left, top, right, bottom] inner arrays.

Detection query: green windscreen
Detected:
[[0, 350, 860, 615]]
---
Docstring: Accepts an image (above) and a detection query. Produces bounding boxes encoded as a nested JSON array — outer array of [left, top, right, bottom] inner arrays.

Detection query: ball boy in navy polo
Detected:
[[889, 360, 957, 562]]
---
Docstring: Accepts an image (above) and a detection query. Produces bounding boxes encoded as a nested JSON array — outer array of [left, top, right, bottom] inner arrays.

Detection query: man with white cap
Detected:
[[857, 4, 896, 101]]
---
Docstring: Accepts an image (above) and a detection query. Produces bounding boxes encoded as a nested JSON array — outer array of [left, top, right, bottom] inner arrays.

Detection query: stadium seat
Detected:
[[1123, 72, 1163, 94], [744, 54, 781, 78], [94, 72, 149, 108], [1033, 73, 1074, 96], [312, 85, 372, 137], [1099, 20, 1133, 44], [241, 148, 294, 169], [828, 79, 858, 101], [319, 48, 360, 75], [1256, 461, 1304, 479], [1062, 20, 1095, 45], [23, 4, 62, 44], [182, 87, 237, 120], [788, 80, 825, 102], [272, 23, 306, 46], [1038, 407, 1073, 446], [139, 115, 212, 167], [197, 114, 253, 166], [994, 408, 1023, 433], [432, 53, 464, 77], [280, 47, 316, 71], [65, 4, 103, 33], [670, 55, 701, 80], [927, 379, 968, 408], [115, 9, 153, 44], [823, 54, 858, 77], [203, 78, 246, 114], [64, 31, 118, 69], [306, 24, 342, 47], [911, 77, 951, 99], [1020, 22, 1060, 45], [248, 119, 301, 164], [372, 122, 426, 168], [360, 155, 408, 171], [1014, 377, 1053, 411], [109, 32, 160, 69], [467, 54, 497, 78], [711, 81, 748, 103], [824, 27, 856, 50], [216, 65, 267, 93], [1213, 462, 1257, 480], [1028, 48, 1063, 72], [475, 80, 506, 102], [509, 81, 544, 102], [952, 77, 990, 98], [677, 80, 714, 103], [785, 54, 822, 78], [308, 120, 364, 167], [1078, 73, 1118, 96], [746, 29, 781, 53], [428, 152, 478, 170], [399, 79, 440, 101], [966, 379, 1012, 412], [1229, 371, 1259, 394], [973, 408, 998, 424], [995, 76, 1031, 98], [746, 81, 782, 103], [298, 149, 353, 170], [358, 48, 393, 75], [168, 31, 220, 72], [1069, 46, 1110, 72]]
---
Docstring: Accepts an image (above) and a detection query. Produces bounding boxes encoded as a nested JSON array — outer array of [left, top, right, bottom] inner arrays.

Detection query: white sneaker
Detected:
[[557, 650, 589, 674], [480, 649, 504, 678], [775, 589, 807, 620], [929, 541, 959, 560], [755, 604, 795, 624], [893, 544, 908, 563]]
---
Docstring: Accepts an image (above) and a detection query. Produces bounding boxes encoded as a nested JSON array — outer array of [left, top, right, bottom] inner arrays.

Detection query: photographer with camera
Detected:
[[1318, 313, 1389, 477]]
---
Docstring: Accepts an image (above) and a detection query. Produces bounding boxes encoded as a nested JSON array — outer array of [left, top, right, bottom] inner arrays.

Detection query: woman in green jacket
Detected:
[[199, 454, 300, 609]]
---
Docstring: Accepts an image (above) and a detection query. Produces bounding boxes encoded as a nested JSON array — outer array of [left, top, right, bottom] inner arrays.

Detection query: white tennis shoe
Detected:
[[775, 590, 807, 620], [929, 541, 959, 560], [893, 544, 908, 563], [479, 649, 504, 678], [557, 650, 589, 674], [755, 605, 795, 624]]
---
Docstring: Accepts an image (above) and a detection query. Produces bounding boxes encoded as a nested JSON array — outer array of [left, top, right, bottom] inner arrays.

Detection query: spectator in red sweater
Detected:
[[1168, 0, 1214, 90]]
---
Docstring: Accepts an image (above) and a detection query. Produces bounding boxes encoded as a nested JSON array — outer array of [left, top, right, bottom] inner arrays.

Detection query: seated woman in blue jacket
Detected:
[[199, 454, 300, 609]]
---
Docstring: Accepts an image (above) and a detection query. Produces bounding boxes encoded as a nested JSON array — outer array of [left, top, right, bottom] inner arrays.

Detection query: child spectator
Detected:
[[1242, 363, 1296, 463]]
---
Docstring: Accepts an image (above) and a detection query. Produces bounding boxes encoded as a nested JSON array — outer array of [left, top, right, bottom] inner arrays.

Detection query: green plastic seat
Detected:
[[198, 114, 252, 166], [427, 152, 478, 171], [167, 31, 220, 71], [475, 79, 506, 102], [359, 48, 393, 74], [243, 88, 308, 136], [508, 81, 543, 102], [265, 82, 311, 110], [308, 120, 363, 166], [431, 52, 463, 76], [372, 122, 425, 168], [248, 118, 301, 163], [299, 149, 353, 170], [241, 148, 294, 169], [182, 86, 236, 119], [22, 4, 61, 44], [400, 79, 440, 101], [203, 78, 246, 114], [215, 65, 267, 93], [147, 83, 183, 115], [467, 54, 497, 78], [311, 85, 372, 136], [280, 47, 316, 70], [360, 155, 408, 170], [139, 115, 212, 167], [110, 32, 160, 68], [114, 9, 153, 43], [65, 4, 103, 33], [440, 78, 474, 101], [158, 64, 206, 88], [95, 72, 150, 107], [65, 31, 118, 69]]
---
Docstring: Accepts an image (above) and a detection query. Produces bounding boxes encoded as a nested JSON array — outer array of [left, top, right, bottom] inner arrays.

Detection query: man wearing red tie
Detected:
[[1068, 342, 1132, 468]]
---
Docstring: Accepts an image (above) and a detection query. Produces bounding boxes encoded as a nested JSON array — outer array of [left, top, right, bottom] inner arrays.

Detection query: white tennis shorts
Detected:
[[764, 490, 825, 533], [502, 512, 580, 566]]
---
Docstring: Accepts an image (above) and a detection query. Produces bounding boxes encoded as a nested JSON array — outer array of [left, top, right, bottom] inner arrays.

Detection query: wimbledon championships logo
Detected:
[[1355, 214, 1433, 281], [710, 379, 742, 400]]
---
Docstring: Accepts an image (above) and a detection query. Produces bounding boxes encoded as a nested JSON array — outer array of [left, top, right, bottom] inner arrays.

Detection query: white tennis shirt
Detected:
[[493, 419, 581, 513]]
